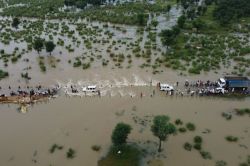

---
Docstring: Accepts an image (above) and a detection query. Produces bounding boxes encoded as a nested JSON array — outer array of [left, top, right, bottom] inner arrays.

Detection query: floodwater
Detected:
[[0, 4, 250, 166], [0, 90, 249, 166]]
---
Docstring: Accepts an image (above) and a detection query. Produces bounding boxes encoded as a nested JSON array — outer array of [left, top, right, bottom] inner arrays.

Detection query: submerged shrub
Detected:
[[225, 136, 238, 142], [91, 145, 101, 152], [183, 142, 192, 151], [200, 151, 212, 159], [186, 123, 196, 131], [216, 160, 227, 166], [49, 144, 63, 153], [179, 127, 187, 133], [66, 148, 76, 159], [194, 136, 202, 144], [175, 119, 183, 125]]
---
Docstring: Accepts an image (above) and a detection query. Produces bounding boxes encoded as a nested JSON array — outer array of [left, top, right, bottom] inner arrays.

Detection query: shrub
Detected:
[[66, 148, 76, 159], [178, 127, 187, 133], [200, 151, 212, 159], [194, 143, 202, 150], [186, 123, 196, 131], [91, 145, 101, 152], [225, 136, 238, 142], [175, 119, 183, 125], [183, 142, 192, 151], [0, 69, 9, 79], [216, 160, 227, 166], [49, 144, 63, 153], [194, 136, 202, 144]]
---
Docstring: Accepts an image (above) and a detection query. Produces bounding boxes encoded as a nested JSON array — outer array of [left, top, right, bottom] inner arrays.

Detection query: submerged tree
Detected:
[[12, 17, 20, 29], [111, 123, 132, 146], [45, 41, 56, 55], [151, 19, 159, 29], [33, 38, 44, 54], [151, 115, 176, 152]]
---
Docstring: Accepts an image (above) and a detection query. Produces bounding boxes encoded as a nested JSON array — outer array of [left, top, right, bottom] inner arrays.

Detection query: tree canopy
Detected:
[[111, 123, 132, 146], [151, 115, 176, 152], [33, 38, 44, 53], [213, 0, 250, 25], [64, 0, 103, 9], [45, 41, 56, 55], [12, 17, 20, 28]]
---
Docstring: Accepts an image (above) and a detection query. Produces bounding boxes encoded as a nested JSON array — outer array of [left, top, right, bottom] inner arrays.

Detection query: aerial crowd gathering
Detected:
[[0, 76, 249, 105]]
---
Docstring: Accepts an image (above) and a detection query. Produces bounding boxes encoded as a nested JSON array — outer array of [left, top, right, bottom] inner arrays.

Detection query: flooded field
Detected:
[[0, 91, 249, 166], [0, 0, 250, 165]]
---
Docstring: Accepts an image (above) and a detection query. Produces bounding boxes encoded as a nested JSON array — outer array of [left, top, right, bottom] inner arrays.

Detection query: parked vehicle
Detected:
[[160, 83, 174, 91], [82, 85, 97, 92]]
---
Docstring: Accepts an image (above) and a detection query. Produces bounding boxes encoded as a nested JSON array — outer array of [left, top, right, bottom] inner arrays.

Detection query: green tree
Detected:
[[160, 26, 180, 46], [111, 123, 132, 146], [167, 5, 171, 14], [137, 13, 146, 26], [177, 15, 186, 28], [151, 19, 159, 29], [151, 115, 176, 152], [192, 18, 205, 31], [12, 17, 20, 29], [45, 41, 56, 55], [33, 38, 44, 54]]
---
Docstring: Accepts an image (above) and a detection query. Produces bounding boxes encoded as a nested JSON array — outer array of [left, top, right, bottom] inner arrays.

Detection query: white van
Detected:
[[160, 83, 174, 91], [82, 85, 97, 92]]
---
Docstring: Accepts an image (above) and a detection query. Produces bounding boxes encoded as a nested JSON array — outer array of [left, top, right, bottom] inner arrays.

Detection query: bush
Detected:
[[225, 136, 238, 142], [216, 160, 227, 166], [194, 143, 202, 150], [0, 69, 9, 79], [194, 136, 202, 144], [49, 144, 63, 153], [91, 145, 101, 151], [183, 142, 192, 151], [175, 119, 183, 125], [178, 127, 187, 133], [200, 151, 212, 160], [186, 123, 196, 131], [66, 148, 76, 159]]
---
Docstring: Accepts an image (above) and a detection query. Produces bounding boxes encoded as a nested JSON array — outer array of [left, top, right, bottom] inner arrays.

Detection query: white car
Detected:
[[215, 87, 225, 94], [160, 83, 174, 91], [82, 85, 97, 92]]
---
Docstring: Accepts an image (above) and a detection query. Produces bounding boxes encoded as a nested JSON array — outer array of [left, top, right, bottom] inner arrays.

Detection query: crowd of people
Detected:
[[0, 85, 60, 98]]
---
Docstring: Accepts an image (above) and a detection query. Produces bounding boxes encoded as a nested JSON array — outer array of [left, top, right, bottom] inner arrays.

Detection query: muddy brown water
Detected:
[[0, 87, 249, 166]]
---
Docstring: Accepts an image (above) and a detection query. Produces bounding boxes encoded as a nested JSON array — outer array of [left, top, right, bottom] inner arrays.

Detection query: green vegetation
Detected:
[[214, 0, 250, 25], [91, 145, 101, 152], [186, 123, 196, 131], [216, 160, 227, 166], [33, 38, 44, 53], [200, 151, 212, 160], [49, 144, 64, 153], [64, 0, 102, 9], [45, 41, 56, 55], [151, 115, 176, 152], [239, 156, 250, 166], [66, 148, 76, 159], [194, 136, 202, 144], [98, 145, 141, 166], [111, 123, 132, 146], [0, 69, 9, 79], [183, 142, 192, 151], [234, 108, 250, 116], [225, 136, 238, 142], [12, 17, 20, 29]]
